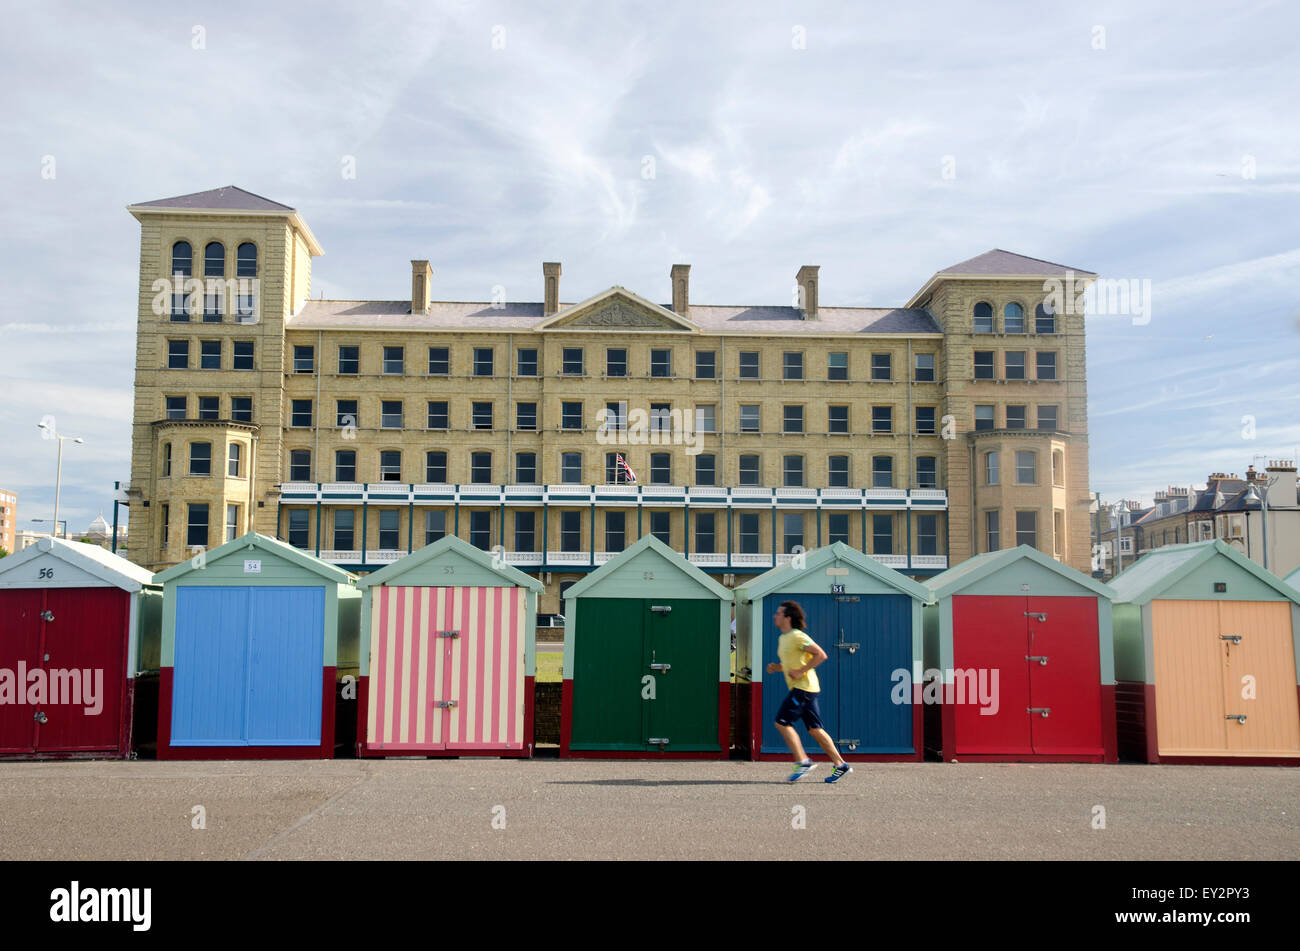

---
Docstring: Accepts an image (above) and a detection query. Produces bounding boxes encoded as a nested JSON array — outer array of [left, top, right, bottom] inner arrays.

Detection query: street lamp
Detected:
[[1110, 502, 1126, 575], [1243, 478, 1274, 571], [36, 423, 83, 536], [31, 518, 68, 539]]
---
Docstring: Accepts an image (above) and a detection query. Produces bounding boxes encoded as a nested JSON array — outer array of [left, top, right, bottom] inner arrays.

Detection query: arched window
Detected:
[[973, 301, 993, 333], [204, 242, 225, 277], [171, 241, 192, 277], [1003, 302, 1024, 333], [236, 242, 257, 277], [1035, 302, 1056, 334]]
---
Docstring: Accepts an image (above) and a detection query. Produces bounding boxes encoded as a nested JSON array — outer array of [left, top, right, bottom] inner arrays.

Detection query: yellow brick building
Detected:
[[126, 186, 1096, 613]]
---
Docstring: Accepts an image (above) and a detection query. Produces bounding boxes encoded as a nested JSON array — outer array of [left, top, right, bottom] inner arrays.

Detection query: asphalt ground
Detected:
[[0, 758, 1295, 860]]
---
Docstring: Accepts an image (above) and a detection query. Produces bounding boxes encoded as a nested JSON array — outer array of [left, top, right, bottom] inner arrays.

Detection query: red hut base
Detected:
[[930, 683, 1117, 764]]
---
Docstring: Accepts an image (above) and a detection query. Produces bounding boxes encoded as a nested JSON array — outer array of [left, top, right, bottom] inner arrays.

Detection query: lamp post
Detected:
[[31, 518, 68, 539], [1110, 502, 1125, 576], [36, 423, 83, 535], [1243, 478, 1274, 571]]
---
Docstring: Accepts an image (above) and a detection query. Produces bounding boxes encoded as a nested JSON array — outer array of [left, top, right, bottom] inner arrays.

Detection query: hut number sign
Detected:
[[243, 559, 262, 574], [830, 583, 845, 594]]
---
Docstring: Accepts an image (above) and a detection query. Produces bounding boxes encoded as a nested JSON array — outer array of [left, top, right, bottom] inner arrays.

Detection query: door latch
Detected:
[[438, 630, 460, 638], [839, 739, 860, 751], [34, 711, 48, 723], [1225, 714, 1247, 724], [1026, 655, 1049, 666], [649, 662, 671, 672], [837, 643, 860, 654], [1024, 612, 1047, 622], [435, 700, 458, 708], [40, 610, 54, 622], [648, 737, 670, 749], [649, 605, 672, 614], [1219, 634, 1242, 645], [1027, 707, 1050, 717]]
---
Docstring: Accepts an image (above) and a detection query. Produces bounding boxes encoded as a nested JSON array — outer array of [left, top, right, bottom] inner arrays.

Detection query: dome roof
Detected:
[[88, 512, 111, 534]]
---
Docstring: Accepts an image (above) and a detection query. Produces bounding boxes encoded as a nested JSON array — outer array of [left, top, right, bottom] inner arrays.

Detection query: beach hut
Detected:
[[561, 534, 732, 758], [154, 532, 360, 759], [356, 534, 544, 757], [1110, 540, 1300, 764], [733, 543, 930, 761], [0, 537, 160, 758], [923, 545, 1118, 763]]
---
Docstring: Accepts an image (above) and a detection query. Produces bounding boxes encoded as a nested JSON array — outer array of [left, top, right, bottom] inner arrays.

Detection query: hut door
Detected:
[[0, 591, 43, 753], [644, 599, 719, 751], [35, 588, 127, 753], [952, 595, 1032, 754], [1217, 601, 1300, 755], [444, 587, 527, 751], [1025, 597, 1103, 756], [1151, 600, 1227, 754], [842, 593, 913, 754]]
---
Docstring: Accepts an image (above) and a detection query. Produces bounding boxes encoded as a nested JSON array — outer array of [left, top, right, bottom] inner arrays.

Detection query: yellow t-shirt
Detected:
[[777, 629, 820, 693]]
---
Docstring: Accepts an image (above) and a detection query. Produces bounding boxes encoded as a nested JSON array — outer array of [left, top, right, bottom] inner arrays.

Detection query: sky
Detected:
[[1, 0, 1298, 538]]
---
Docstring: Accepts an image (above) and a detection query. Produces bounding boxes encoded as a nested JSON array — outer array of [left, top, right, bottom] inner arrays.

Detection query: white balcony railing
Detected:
[[504, 552, 543, 566], [319, 549, 362, 563], [731, 552, 777, 567], [368, 549, 403, 563], [911, 555, 949, 569], [870, 554, 909, 568], [688, 553, 728, 566], [730, 486, 773, 498], [321, 482, 364, 494], [546, 551, 590, 564]]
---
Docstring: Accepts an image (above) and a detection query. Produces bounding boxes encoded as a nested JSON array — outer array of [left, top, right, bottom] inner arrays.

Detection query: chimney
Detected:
[[411, 260, 433, 314], [671, 264, 690, 316], [1266, 459, 1298, 508], [796, 265, 819, 320], [543, 262, 562, 317]]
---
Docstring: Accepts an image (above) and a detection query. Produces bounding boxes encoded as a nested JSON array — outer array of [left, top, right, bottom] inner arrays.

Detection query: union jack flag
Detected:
[[616, 453, 638, 484]]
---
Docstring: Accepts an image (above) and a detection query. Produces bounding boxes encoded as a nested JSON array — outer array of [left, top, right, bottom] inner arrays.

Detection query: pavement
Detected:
[[0, 758, 1295, 860]]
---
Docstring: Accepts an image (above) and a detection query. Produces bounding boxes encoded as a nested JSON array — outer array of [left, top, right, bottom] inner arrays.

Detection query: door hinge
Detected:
[[1027, 707, 1050, 717], [1024, 612, 1047, 622], [1025, 655, 1049, 666]]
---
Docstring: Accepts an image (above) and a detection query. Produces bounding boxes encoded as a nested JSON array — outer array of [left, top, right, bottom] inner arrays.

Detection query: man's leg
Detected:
[[807, 727, 845, 768], [775, 722, 808, 763]]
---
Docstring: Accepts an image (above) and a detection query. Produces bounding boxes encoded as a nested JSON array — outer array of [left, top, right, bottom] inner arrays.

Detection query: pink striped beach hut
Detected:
[[356, 534, 543, 757]]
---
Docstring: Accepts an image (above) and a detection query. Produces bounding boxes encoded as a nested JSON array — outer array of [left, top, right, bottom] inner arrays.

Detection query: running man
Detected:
[[765, 600, 852, 783]]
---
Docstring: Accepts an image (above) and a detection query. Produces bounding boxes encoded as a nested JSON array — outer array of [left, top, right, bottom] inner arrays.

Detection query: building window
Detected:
[[1053, 450, 1065, 487], [338, 345, 359, 374], [560, 511, 582, 553], [1005, 351, 1026, 380], [162, 442, 172, 476], [917, 514, 938, 556], [426, 401, 448, 430], [469, 511, 491, 550], [604, 401, 626, 433], [827, 513, 850, 545], [336, 449, 356, 482], [333, 510, 354, 551], [515, 452, 537, 484], [562, 347, 584, 375], [872, 514, 893, 555], [915, 407, 936, 435], [914, 353, 935, 382], [471, 348, 493, 377], [986, 511, 1000, 552], [783, 351, 803, 380], [650, 511, 671, 546], [740, 405, 760, 432], [871, 406, 892, 434], [650, 453, 671, 485], [187, 503, 209, 549], [783, 454, 804, 487], [695, 453, 716, 486], [472, 402, 493, 430], [379, 450, 401, 482], [973, 301, 993, 333], [165, 396, 186, 419], [160, 503, 169, 547], [739, 513, 761, 554], [870, 353, 891, 381], [336, 399, 358, 429], [974, 351, 995, 380], [974, 405, 994, 431], [291, 399, 312, 428], [650, 403, 671, 434], [198, 340, 221, 370], [286, 449, 310, 481], [561, 402, 583, 430], [425, 450, 446, 483], [561, 453, 582, 484], [425, 510, 446, 544], [1004, 302, 1025, 334], [171, 240, 192, 277], [293, 345, 314, 373], [517, 348, 537, 377], [1016, 511, 1038, 548], [783, 513, 803, 554], [739, 454, 760, 486], [424, 346, 448, 375], [651, 349, 672, 378], [828, 455, 849, 487], [1054, 509, 1066, 557], [828, 405, 849, 434], [985, 451, 999, 486], [695, 351, 716, 379], [382, 346, 404, 375], [695, 405, 716, 433], [197, 396, 219, 420], [1006, 405, 1027, 429], [1036, 352, 1057, 380], [1037, 405, 1059, 431], [382, 400, 404, 429], [233, 340, 254, 370], [870, 455, 893, 488], [225, 504, 239, 542], [739, 351, 760, 378], [515, 512, 536, 552], [1015, 450, 1037, 484], [378, 510, 400, 550], [228, 443, 241, 477], [470, 452, 491, 484], [828, 352, 848, 381], [236, 242, 257, 278], [605, 512, 626, 552], [783, 405, 803, 434], [190, 442, 212, 476], [516, 402, 537, 431], [606, 348, 627, 377], [604, 453, 623, 484], [168, 340, 189, 369], [694, 513, 716, 555], [1035, 302, 1056, 334], [202, 278, 223, 321], [916, 456, 937, 488]]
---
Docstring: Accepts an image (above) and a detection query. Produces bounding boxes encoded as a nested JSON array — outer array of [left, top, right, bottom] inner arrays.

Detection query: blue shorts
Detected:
[[775, 688, 824, 731]]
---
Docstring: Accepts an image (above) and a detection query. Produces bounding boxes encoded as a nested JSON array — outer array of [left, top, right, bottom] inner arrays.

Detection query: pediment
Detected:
[[538, 287, 697, 332]]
